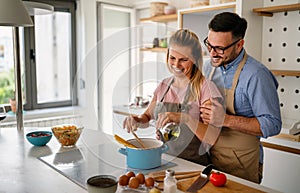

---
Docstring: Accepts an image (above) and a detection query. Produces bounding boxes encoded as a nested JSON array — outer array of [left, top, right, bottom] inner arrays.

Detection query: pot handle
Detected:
[[160, 143, 169, 153], [118, 148, 127, 156]]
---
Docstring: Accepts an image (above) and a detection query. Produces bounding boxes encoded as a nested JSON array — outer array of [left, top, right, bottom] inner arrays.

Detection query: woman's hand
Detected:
[[200, 98, 225, 128], [123, 114, 149, 133], [156, 112, 189, 129]]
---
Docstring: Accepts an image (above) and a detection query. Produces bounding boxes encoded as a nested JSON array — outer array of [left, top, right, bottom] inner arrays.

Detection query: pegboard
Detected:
[[261, 0, 300, 125], [277, 76, 300, 122]]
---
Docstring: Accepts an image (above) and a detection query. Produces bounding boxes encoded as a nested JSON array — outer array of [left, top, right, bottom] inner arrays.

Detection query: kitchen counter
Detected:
[[0, 127, 279, 193], [0, 127, 89, 193], [261, 135, 300, 154], [112, 105, 299, 192], [113, 105, 147, 116]]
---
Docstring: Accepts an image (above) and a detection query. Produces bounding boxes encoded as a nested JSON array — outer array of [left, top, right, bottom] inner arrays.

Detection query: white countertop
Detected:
[[0, 127, 280, 193], [0, 127, 86, 193], [113, 105, 147, 116], [261, 136, 300, 150]]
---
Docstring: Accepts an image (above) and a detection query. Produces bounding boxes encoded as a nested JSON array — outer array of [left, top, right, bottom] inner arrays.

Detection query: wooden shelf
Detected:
[[140, 14, 177, 23], [271, 70, 300, 76], [140, 47, 168, 52], [253, 3, 300, 17], [179, 3, 236, 15]]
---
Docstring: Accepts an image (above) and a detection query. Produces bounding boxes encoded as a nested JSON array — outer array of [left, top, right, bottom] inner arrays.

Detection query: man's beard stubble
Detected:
[[212, 50, 239, 68]]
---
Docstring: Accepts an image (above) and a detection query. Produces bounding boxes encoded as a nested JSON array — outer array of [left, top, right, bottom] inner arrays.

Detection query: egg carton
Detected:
[[116, 185, 148, 193]]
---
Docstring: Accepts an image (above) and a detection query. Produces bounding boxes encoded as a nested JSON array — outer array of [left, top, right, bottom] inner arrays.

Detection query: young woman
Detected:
[[123, 29, 223, 165]]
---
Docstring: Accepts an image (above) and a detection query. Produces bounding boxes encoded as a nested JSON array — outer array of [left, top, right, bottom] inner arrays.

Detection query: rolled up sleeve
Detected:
[[248, 69, 282, 138]]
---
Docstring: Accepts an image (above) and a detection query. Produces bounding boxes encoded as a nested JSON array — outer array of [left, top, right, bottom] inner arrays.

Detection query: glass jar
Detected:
[[164, 169, 177, 193], [159, 122, 180, 142]]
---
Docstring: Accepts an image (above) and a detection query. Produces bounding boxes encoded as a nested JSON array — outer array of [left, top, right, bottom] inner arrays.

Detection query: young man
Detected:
[[200, 12, 282, 183]]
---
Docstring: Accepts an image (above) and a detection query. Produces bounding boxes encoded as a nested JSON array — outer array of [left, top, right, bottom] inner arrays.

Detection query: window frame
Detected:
[[23, 0, 77, 110]]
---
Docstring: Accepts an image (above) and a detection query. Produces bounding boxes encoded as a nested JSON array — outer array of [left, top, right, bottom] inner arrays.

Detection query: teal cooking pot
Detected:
[[118, 138, 168, 169]]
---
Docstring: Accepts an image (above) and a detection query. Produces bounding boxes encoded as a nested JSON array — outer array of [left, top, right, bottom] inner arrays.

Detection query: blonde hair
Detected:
[[167, 29, 204, 101]]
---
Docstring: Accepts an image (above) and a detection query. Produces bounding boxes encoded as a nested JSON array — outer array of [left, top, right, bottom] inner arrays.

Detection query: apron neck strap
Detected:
[[159, 77, 174, 102], [159, 77, 191, 106], [208, 66, 216, 81], [182, 83, 191, 105], [226, 52, 248, 114]]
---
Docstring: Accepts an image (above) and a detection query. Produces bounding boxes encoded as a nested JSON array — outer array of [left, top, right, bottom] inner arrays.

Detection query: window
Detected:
[[1, 0, 77, 112], [25, 1, 77, 110], [0, 27, 15, 104]]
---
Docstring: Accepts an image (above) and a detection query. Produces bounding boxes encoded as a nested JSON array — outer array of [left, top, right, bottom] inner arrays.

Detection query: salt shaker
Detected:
[[164, 169, 177, 193]]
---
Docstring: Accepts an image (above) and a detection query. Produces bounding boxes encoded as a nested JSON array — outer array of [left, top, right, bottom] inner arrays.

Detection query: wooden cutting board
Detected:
[[176, 176, 266, 193]]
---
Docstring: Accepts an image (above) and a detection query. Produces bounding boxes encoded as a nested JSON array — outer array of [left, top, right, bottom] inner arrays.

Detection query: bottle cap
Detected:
[[166, 169, 175, 176]]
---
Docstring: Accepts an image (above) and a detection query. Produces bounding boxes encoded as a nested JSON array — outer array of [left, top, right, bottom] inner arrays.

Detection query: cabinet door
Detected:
[[263, 147, 300, 193]]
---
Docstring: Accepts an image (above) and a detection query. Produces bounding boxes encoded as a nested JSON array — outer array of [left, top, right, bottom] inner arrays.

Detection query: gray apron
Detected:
[[154, 78, 210, 165], [209, 53, 261, 183]]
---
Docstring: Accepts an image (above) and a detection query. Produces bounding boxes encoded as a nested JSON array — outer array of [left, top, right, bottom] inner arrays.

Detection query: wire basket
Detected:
[[150, 2, 168, 17]]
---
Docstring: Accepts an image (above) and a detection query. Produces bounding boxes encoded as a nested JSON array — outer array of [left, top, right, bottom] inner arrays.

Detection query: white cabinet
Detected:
[[262, 140, 300, 193]]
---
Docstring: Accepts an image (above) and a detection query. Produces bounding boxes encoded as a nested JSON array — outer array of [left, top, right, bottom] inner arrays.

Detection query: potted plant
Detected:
[[9, 90, 16, 113]]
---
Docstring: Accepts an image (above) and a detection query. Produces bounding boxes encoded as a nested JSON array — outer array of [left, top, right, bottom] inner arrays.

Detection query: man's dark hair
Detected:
[[208, 12, 247, 40]]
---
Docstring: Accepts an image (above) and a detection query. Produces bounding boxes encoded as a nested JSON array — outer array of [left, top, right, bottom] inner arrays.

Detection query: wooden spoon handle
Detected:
[[114, 134, 137, 148], [132, 131, 146, 149]]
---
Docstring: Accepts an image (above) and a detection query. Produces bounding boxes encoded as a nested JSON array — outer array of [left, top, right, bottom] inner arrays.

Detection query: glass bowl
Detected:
[[51, 125, 83, 147]]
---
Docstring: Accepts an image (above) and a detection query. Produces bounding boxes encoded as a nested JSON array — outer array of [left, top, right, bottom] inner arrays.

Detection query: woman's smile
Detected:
[[171, 66, 184, 73], [168, 47, 194, 78]]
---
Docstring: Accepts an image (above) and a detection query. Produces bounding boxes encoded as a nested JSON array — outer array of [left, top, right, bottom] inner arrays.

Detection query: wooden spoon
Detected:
[[114, 134, 138, 148], [132, 131, 146, 149]]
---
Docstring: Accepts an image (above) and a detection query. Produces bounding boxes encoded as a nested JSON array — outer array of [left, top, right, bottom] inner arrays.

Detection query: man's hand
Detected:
[[200, 98, 225, 128]]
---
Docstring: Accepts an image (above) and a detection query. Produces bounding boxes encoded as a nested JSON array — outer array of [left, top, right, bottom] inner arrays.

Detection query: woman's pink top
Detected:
[[153, 77, 223, 120]]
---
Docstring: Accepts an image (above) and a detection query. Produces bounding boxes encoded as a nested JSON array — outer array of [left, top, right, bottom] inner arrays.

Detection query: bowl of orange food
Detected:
[[51, 124, 83, 147]]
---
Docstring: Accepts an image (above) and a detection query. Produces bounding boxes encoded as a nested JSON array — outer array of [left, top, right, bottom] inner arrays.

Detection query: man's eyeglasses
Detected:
[[203, 37, 241, 54]]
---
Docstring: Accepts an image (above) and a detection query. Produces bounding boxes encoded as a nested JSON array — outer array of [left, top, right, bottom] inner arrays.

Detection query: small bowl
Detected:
[[87, 175, 118, 193], [164, 5, 176, 15], [51, 125, 83, 147], [26, 131, 52, 146]]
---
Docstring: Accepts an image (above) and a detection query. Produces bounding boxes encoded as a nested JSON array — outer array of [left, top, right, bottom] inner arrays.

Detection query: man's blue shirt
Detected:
[[203, 49, 282, 163]]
